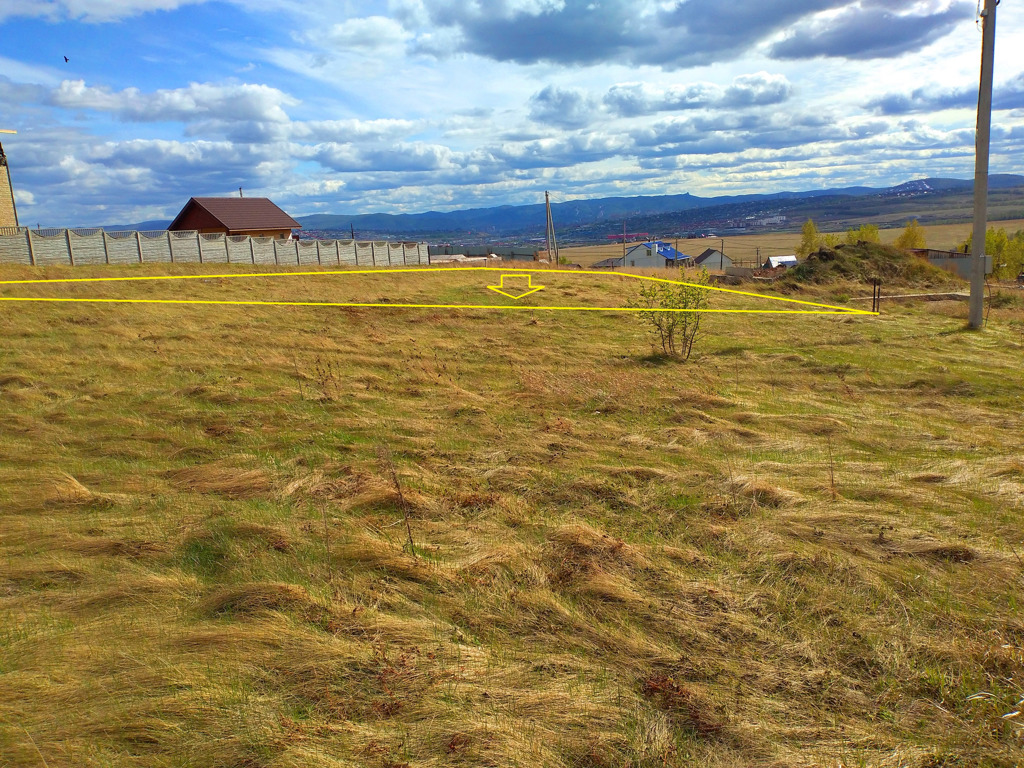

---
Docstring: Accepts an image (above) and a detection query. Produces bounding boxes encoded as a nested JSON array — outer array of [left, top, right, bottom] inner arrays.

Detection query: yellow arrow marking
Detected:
[[487, 273, 546, 300]]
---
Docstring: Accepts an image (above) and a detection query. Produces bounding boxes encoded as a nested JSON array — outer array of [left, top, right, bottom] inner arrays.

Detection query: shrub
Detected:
[[629, 268, 711, 361]]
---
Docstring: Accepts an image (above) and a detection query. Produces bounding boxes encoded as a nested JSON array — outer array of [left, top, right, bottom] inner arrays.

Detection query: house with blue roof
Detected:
[[623, 241, 694, 269]]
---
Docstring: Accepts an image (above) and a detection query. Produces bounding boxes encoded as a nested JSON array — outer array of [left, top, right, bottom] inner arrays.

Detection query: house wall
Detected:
[[196, 228, 293, 239], [170, 204, 224, 232], [625, 245, 670, 269], [697, 252, 732, 270], [0, 155, 18, 229]]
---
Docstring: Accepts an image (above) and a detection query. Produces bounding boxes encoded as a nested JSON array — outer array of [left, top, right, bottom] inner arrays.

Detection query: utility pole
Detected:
[[969, 0, 998, 329], [545, 191, 559, 265]]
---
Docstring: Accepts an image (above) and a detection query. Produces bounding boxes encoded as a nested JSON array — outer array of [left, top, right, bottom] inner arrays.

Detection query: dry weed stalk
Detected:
[[378, 444, 416, 558], [827, 435, 838, 500], [321, 504, 335, 585]]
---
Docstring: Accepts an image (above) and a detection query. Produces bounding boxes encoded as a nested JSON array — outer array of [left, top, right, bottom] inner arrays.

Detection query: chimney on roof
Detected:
[[239, 187, 243, 198]]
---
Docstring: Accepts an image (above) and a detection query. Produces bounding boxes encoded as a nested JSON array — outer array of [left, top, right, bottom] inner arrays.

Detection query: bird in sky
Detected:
[[63, 56, 69, 63]]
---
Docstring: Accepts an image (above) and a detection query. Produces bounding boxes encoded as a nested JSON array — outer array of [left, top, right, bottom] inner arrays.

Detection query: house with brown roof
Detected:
[[168, 197, 301, 239]]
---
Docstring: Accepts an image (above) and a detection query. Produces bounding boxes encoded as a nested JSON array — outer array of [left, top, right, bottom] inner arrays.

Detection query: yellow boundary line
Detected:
[[0, 297, 862, 314], [0, 266, 877, 316]]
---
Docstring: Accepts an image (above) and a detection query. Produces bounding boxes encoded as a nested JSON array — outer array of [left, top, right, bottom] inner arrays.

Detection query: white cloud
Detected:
[[604, 73, 793, 117], [321, 15, 411, 51], [1, 0, 1022, 225], [50, 80, 298, 123], [0, 0, 208, 23]]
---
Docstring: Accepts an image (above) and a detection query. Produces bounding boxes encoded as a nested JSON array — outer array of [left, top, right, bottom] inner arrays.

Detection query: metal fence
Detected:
[[0, 229, 428, 268]]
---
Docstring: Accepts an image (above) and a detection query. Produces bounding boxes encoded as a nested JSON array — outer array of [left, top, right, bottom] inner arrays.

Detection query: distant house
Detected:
[[694, 248, 732, 270], [592, 257, 625, 269], [169, 197, 301, 239], [763, 255, 798, 269], [623, 241, 694, 268]]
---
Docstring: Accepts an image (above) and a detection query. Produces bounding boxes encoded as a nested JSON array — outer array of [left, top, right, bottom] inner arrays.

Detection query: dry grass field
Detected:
[[1, 262, 1023, 767], [561, 218, 1024, 267]]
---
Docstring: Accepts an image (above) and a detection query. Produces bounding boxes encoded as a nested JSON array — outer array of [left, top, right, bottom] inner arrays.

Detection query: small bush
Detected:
[[629, 268, 711, 360]]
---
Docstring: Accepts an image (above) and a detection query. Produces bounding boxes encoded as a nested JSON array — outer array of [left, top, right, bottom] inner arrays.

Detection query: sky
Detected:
[[1, 0, 1023, 227]]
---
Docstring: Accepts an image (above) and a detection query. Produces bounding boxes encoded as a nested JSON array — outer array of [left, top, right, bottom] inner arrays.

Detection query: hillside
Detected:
[[295, 176, 1024, 237], [782, 242, 961, 286], [1, 262, 1023, 767], [104, 176, 1024, 239]]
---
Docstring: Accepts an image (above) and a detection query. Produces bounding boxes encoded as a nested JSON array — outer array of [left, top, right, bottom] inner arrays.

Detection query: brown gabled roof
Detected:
[[169, 197, 301, 233]]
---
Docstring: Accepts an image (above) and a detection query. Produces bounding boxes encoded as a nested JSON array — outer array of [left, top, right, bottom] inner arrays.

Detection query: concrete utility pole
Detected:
[[969, 0, 998, 329]]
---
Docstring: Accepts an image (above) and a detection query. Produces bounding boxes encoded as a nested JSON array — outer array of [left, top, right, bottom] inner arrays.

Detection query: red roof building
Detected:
[[168, 197, 301, 239]]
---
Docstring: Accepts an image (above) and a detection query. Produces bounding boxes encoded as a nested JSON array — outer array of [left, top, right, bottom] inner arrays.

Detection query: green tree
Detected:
[[894, 219, 926, 250], [630, 267, 711, 360], [845, 224, 880, 245], [957, 227, 1024, 279], [797, 219, 820, 257]]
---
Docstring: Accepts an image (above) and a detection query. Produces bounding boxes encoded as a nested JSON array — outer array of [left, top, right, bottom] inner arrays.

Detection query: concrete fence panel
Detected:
[[171, 231, 201, 263], [0, 229, 428, 272], [68, 230, 106, 265], [106, 231, 141, 264], [199, 233, 228, 264], [0, 232, 31, 264], [227, 235, 252, 264], [30, 231, 70, 266], [139, 231, 171, 263], [339, 240, 357, 266], [355, 241, 375, 266], [297, 239, 320, 266], [251, 237, 276, 265]]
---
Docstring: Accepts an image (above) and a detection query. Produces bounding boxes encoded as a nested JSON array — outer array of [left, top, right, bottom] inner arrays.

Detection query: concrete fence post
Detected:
[[136, 231, 144, 263], [249, 236, 255, 264], [224, 234, 230, 263], [273, 239, 278, 265], [26, 229, 35, 266], [167, 231, 175, 263], [197, 232, 203, 264], [65, 229, 75, 266]]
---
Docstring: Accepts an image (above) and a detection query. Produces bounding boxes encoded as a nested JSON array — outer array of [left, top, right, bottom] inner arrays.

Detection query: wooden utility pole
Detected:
[[969, 0, 998, 329], [545, 191, 559, 265]]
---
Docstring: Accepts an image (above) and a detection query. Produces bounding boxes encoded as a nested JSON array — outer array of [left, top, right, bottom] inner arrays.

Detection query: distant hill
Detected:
[[103, 219, 172, 232], [103, 175, 1024, 235], [294, 175, 1024, 236]]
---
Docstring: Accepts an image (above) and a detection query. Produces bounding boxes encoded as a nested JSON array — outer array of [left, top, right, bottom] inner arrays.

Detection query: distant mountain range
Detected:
[[107, 175, 1024, 237]]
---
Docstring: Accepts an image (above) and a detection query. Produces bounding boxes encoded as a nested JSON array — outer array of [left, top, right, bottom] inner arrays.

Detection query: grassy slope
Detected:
[[1, 263, 1023, 767]]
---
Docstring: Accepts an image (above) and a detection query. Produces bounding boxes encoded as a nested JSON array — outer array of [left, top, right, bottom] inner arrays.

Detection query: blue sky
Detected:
[[1, 0, 1023, 227]]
